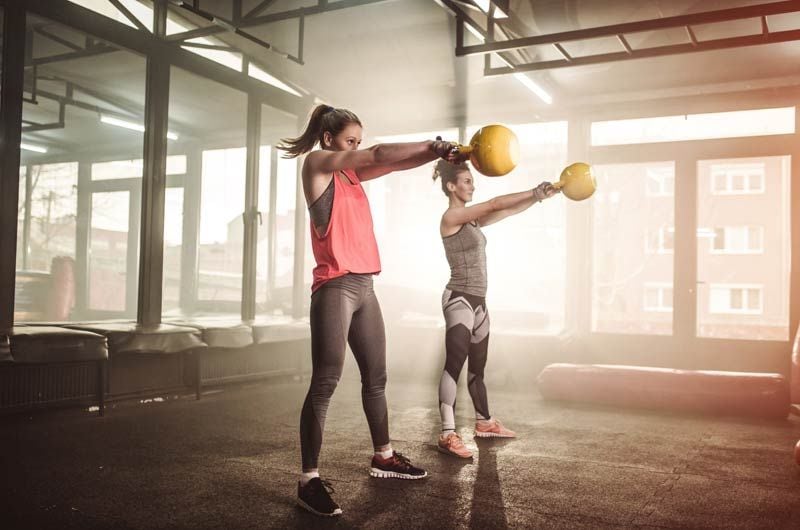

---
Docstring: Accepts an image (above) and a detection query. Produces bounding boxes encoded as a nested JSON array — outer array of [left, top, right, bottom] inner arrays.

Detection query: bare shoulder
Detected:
[[440, 208, 463, 238], [303, 150, 328, 170], [301, 157, 334, 205]]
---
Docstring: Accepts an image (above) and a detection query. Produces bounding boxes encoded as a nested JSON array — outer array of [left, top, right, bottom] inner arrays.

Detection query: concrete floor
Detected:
[[2, 375, 800, 529]]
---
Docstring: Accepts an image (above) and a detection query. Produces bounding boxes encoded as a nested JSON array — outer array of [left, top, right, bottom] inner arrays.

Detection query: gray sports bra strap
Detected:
[[309, 177, 334, 234]]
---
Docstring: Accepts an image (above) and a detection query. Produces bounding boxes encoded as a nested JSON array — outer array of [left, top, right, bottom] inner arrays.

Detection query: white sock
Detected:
[[299, 471, 319, 486], [476, 417, 492, 426], [376, 447, 393, 459], [441, 429, 455, 437]]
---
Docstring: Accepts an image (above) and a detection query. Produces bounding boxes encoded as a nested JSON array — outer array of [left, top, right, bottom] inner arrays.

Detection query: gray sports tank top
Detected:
[[442, 221, 487, 297]]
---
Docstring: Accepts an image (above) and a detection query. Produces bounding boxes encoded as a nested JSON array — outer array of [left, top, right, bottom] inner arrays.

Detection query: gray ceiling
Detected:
[[16, 0, 800, 162]]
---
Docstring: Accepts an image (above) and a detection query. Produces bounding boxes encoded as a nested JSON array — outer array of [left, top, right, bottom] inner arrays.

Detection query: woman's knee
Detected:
[[310, 374, 341, 398], [361, 370, 387, 397]]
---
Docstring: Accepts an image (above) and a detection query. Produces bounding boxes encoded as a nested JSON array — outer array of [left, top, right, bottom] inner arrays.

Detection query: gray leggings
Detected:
[[300, 273, 390, 470]]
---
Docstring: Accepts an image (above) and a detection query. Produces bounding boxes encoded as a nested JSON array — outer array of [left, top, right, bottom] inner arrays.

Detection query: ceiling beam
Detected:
[[454, 0, 800, 56], [23, 0, 305, 115], [484, 27, 800, 75]]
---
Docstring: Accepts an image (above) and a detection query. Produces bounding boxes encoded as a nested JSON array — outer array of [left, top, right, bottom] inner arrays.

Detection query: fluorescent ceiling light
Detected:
[[20, 142, 48, 153], [101, 115, 179, 140], [513, 73, 553, 104], [473, 0, 507, 18], [248, 64, 303, 97]]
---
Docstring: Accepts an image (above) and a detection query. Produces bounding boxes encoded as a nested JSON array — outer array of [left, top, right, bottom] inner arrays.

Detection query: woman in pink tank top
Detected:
[[278, 104, 464, 517]]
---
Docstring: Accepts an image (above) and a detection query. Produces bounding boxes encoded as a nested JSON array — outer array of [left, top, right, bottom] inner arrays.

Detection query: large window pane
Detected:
[[255, 101, 299, 317], [696, 156, 791, 340], [163, 188, 184, 314], [27, 163, 78, 272], [89, 191, 130, 312], [15, 13, 146, 322], [592, 107, 795, 146], [592, 161, 675, 335], [275, 157, 299, 292], [166, 66, 246, 316], [198, 147, 246, 304]]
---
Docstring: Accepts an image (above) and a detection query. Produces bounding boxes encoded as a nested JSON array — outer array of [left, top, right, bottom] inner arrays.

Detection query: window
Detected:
[[645, 167, 674, 197], [591, 107, 795, 146], [711, 163, 765, 195], [592, 161, 674, 335], [25, 163, 78, 272], [198, 147, 246, 304], [709, 285, 763, 314], [643, 283, 673, 312], [697, 156, 790, 340], [711, 226, 764, 254], [645, 226, 674, 254], [15, 13, 148, 322], [166, 66, 247, 316], [92, 156, 186, 180]]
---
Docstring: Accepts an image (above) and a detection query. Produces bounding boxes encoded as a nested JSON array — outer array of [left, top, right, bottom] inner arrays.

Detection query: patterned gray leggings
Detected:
[[439, 289, 490, 432]]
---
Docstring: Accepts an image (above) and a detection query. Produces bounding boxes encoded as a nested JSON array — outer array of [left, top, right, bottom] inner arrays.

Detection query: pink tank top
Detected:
[[310, 169, 381, 292]]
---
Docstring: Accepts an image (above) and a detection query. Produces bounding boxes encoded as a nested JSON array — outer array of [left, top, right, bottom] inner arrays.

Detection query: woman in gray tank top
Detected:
[[432, 159, 559, 459]]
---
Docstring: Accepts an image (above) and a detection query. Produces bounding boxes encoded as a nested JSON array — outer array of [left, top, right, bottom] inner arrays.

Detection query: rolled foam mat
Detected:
[[537, 363, 789, 419]]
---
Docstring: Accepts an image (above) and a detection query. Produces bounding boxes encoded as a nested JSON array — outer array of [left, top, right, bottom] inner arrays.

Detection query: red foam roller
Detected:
[[46, 256, 75, 321], [537, 363, 789, 419], [791, 326, 800, 404]]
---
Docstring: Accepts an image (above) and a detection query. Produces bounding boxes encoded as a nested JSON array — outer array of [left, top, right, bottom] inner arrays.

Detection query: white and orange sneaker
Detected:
[[474, 418, 516, 438], [437, 432, 473, 458]]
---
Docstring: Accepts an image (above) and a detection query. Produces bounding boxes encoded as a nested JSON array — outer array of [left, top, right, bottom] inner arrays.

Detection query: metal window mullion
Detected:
[[241, 96, 261, 321], [266, 146, 278, 302], [0, 1, 27, 332], [673, 158, 698, 342], [74, 160, 91, 317], [136, 54, 170, 327]]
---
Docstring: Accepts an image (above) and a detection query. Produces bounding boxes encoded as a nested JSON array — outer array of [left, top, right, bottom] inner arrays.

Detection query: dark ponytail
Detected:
[[432, 159, 468, 196], [278, 104, 362, 158]]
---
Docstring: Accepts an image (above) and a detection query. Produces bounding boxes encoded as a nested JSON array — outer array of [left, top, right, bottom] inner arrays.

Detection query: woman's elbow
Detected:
[[488, 197, 504, 212], [367, 144, 386, 164]]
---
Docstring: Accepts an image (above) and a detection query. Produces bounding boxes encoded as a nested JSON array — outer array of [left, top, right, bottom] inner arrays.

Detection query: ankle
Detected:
[[375, 447, 394, 460], [299, 470, 319, 486]]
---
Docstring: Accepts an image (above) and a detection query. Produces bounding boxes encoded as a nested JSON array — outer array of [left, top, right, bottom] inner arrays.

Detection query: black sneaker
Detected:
[[297, 477, 342, 517], [369, 451, 428, 479]]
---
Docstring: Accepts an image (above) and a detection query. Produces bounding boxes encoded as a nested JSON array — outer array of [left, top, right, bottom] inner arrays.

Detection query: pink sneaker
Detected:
[[474, 418, 516, 438], [437, 432, 473, 458]]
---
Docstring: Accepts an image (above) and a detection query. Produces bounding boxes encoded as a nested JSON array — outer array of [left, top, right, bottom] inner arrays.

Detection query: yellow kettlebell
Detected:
[[553, 162, 596, 201], [456, 124, 519, 177]]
